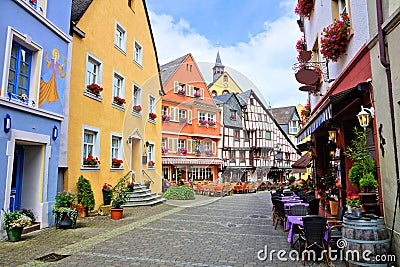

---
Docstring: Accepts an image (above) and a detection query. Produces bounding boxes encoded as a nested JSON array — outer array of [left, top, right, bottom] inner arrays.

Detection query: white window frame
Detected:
[[1, 27, 43, 106], [81, 125, 100, 169], [178, 139, 185, 150], [149, 94, 156, 114], [288, 120, 299, 134], [132, 83, 142, 115], [23, 0, 48, 16], [162, 106, 168, 116], [85, 52, 103, 98], [110, 133, 123, 169], [147, 143, 155, 168], [112, 70, 125, 100], [114, 21, 127, 53], [134, 39, 143, 66]]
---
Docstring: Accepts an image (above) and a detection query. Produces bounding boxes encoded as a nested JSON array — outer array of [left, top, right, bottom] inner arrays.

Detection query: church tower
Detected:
[[212, 51, 225, 82]]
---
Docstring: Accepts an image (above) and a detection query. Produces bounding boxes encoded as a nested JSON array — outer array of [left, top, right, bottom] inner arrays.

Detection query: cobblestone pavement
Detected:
[[1, 192, 346, 266]]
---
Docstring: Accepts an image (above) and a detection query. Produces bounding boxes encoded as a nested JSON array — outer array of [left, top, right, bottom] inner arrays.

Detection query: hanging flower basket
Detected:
[[320, 13, 351, 62], [294, 0, 314, 18]]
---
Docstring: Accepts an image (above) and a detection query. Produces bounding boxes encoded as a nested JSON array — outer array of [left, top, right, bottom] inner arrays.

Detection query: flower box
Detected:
[[148, 161, 155, 168], [149, 113, 157, 120], [113, 96, 126, 106], [162, 147, 169, 154], [86, 83, 103, 97], [177, 89, 186, 96], [179, 117, 188, 124], [133, 105, 142, 112], [199, 119, 208, 126], [111, 158, 123, 168], [162, 114, 170, 121], [179, 147, 188, 155], [320, 13, 351, 62], [194, 92, 201, 98], [83, 155, 100, 166]]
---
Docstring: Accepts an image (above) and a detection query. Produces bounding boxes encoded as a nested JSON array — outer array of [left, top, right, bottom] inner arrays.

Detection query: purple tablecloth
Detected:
[[286, 216, 328, 243], [283, 200, 304, 209], [284, 203, 309, 215], [281, 196, 301, 201]]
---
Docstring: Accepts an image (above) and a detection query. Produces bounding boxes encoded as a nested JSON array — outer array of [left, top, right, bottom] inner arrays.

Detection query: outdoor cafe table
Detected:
[[281, 196, 301, 201], [284, 202, 309, 215], [285, 216, 328, 243]]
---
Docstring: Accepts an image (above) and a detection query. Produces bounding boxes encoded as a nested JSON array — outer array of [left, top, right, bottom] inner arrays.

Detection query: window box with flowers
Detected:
[[195, 150, 202, 157], [162, 147, 169, 154], [320, 13, 351, 62], [208, 120, 216, 127], [194, 91, 201, 98], [113, 96, 126, 107], [162, 114, 170, 122], [179, 147, 187, 155], [199, 119, 208, 126], [83, 155, 100, 168], [294, 0, 314, 18], [148, 161, 155, 168], [133, 105, 142, 113], [177, 88, 186, 96], [111, 158, 123, 168], [205, 150, 213, 156], [86, 83, 103, 97], [149, 112, 157, 121]]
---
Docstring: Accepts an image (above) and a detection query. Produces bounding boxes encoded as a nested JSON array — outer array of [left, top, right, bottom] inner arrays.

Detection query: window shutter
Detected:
[[200, 88, 204, 99], [168, 138, 173, 152], [174, 81, 179, 93], [212, 141, 216, 155], [170, 107, 177, 121], [173, 138, 178, 152], [188, 110, 192, 124], [187, 140, 193, 153], [186, 84, 191, 96]]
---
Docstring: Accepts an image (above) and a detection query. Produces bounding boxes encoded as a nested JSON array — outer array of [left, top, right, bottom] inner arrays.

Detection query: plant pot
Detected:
[[102, 190, 112, 205], [6, 227, 23, 242], [53, 209, 78, 229], [78, 209, 88, 218], [329, 200, 339, 216], [110, 208, 124, 220], [352, 207, 362, 217], [299, 50, 312, 61]]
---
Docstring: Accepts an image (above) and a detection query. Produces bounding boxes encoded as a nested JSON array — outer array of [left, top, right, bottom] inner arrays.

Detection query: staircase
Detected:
[[122, 183, 166, 207]]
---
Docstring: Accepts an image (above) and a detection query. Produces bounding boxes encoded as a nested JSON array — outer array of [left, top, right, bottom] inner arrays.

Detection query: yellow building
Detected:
[[66, 0, 163, 208], [208, 52, 243, 96]]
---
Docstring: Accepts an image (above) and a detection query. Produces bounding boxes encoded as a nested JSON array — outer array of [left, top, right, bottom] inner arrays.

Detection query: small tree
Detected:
[[345, 127, 377, 191], [76, 175, 95, 211]]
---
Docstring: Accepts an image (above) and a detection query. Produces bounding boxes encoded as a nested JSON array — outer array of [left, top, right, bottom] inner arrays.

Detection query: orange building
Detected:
[[161, 54, 222, 183]]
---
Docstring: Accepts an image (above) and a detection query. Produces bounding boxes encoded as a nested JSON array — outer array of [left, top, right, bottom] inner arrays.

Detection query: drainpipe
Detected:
[[376, 0, 400, 255]]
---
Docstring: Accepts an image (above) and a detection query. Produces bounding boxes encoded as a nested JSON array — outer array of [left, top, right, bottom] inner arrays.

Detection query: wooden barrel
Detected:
[[342, 217, 390, 266]]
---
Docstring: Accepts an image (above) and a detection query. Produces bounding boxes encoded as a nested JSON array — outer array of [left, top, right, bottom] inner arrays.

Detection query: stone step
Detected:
[[127, 191, 157, 198], [123, 196, 166, 207]]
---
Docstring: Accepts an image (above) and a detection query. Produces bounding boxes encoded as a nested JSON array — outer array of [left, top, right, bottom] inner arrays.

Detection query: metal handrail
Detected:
[[142, 170, 155, 184]]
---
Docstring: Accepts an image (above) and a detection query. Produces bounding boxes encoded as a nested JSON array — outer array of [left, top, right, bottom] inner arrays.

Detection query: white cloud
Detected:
[[149, 2, 307, 108]]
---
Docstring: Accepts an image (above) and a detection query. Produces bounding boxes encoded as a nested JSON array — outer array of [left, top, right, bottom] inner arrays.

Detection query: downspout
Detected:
[[376, 0, 400, 255]]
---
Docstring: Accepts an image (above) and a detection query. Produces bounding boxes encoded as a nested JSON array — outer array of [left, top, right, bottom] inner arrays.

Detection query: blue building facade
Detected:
[[0, 0, 72, 232]]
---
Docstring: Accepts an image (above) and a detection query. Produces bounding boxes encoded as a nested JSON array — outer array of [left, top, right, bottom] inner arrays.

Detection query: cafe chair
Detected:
[[298, 216, 328, 265], [290, 204, 309, 216], [273, 200, 287, 230], [307, 198, 320, 215]]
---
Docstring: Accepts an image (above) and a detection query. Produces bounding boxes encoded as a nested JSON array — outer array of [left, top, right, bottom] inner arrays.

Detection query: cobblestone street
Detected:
[[1, 192, 345, 266]]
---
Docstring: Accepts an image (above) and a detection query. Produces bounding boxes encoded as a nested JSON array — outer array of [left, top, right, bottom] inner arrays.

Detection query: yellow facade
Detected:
[[208, 72, 243, 96], [67, 0, 162, 208]]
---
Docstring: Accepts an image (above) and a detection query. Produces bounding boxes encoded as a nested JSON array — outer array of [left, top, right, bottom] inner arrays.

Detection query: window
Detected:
[[244, 112, 249, 121], [149, 94, 156, 114], [230, 151, 235, 160], [234, 130, 240, 140], [132, 84, 142, 113], [223, 75, 228, 82], [258, 131, 263, 138], [134, 40, 143, 66], [239, 151, 246, 162], [265, 131, 271, 140], [162, 138, 167, 153], [112, 72, 125, 105], [85, 53, 103, 96], [199, 112, 206, 121], [211, 90, 217, 97], [230, 110, 237, 120], [289, 120, 299, 134], [207, 113, 215, 123], [24, 0, 47, 15], [114, 22, 126, 52], [178, 109, 187, 122], [178, 140, 185, 150], [168, 138, 178, 152], [222, 90, 229, 95], [147, 144, 154, 167], [7, 42, 32, 100], [191, 167, 213, 181], [82, 126, 100, 168], [162, 106, 168, 116], [111, 135, 123, 168]]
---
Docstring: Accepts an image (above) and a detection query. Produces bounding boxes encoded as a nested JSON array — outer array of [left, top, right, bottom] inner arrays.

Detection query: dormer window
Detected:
[[230, 110, 237, 120]]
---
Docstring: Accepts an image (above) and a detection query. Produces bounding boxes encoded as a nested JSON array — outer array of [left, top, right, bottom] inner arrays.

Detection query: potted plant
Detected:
[[86, 83, 103, 97], [320, 12, 351, 62], [113, 96, 126, 106], [149, 112, 157, 120], [83, 155, 100, 167], [76, 175, 95, 217], [178, 147, 187, 155], [102, 183, 113, 205], [2, 210, 32, 242], [143, 179, 152, 189], [294, 0, 314, 18], [52, 191, 78, 229], [110, 174, 130, 220], [133, 105, 142, 112], [111, 158, 123, 168], [346, 191, 362, 216]]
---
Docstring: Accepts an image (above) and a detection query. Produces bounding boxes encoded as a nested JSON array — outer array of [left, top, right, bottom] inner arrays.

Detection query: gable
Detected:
[[209, 71, 243, 96]]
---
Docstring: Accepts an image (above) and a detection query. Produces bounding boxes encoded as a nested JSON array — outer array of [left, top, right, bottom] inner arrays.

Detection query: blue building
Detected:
[[0, 0, 72, 232]]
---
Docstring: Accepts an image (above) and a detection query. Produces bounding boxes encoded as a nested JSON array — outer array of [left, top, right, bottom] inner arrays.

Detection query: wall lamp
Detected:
[[52, 125, 58, 141], [328, 130, 337, 143], [357, 105, 375, 129], [4, 114, 11, 133], [127, 136, 132, 144]]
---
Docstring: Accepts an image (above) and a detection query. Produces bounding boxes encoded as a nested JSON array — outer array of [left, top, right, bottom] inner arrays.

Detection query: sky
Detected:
[[146, 0, 306, 108]]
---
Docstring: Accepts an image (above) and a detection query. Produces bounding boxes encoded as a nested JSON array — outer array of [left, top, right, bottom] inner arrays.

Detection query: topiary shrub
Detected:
[[76, 175, 95, 211], [163, 185, 195, 200]]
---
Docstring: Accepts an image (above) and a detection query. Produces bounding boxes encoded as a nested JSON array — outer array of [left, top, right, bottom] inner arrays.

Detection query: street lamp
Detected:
[[357, 105, 374, 129]]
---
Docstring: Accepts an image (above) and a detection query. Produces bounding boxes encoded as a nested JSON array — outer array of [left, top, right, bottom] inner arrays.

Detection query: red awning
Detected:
[[291, 153, 312, 169], [162, 157, 223, 166]]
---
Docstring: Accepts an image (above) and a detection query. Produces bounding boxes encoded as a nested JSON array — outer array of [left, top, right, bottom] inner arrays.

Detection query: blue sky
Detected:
[[146, 1, 286, 47], [146, 0, 306, 108]]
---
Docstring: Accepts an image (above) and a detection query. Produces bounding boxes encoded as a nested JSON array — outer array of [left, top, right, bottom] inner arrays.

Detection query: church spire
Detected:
[[212, 50, 225, 82]]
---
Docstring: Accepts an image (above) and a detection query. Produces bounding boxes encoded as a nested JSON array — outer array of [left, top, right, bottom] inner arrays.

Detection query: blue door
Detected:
[[10, 145, 24, 211]]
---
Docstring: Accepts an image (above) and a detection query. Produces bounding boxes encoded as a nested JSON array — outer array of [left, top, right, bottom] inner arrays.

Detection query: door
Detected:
[[10, 145, 24, 211]]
